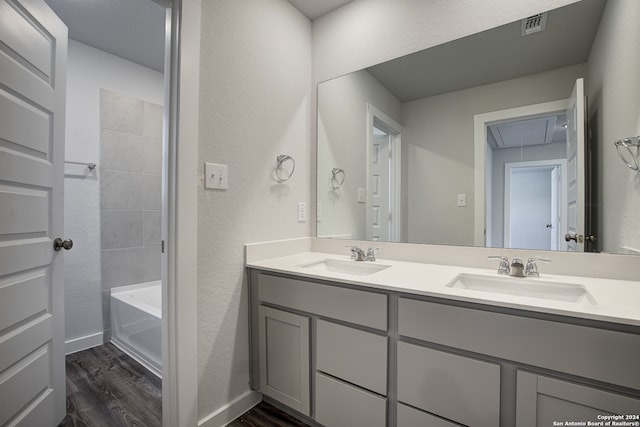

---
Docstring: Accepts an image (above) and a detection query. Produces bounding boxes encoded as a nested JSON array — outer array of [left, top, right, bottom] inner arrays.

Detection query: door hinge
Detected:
[[161, 240, 165, 253]]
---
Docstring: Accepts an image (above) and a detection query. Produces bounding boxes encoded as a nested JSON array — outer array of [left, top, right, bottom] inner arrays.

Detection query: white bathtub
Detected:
[[110, 281, 162, 378]]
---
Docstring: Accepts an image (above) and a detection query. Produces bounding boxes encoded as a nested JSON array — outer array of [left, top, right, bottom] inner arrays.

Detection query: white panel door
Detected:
[[0, 1, 68, 425], [368, 125, 391, 241], [565, 78, 586, 251]]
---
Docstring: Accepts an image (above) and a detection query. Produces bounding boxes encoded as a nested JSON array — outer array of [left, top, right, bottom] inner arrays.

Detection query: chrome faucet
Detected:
[[488, 256, 510, 275], [525, 257, 551, 277], [510, 258, 525, 278], [347, 246, 379, 261]]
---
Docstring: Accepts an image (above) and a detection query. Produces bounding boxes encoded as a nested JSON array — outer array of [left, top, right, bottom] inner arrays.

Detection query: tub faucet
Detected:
[[488, 256, 510, 275]]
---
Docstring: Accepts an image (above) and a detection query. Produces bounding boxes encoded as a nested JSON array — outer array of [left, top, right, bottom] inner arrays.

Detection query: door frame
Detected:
[[162, 1, 199, 426], [473, 99, 569, 246], [366, 103, 403, 242], [503, 159, 567, 249]]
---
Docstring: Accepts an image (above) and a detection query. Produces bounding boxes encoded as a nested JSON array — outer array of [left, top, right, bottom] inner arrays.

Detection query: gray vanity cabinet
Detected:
[[250, 270, 640, 427], [257, 305, 310, 416], [516, 371, 640, 426]]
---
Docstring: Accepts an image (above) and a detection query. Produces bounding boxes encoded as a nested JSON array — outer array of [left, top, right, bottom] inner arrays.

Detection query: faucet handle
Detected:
[[345, 245, 365, 260], [366, 247, 380, 261], [525, 257, 551, 277], [488, 255, 510, 275]]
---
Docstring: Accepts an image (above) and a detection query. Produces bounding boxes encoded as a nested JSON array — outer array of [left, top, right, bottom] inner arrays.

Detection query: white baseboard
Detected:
[[198, 390, 261, 427], [65, 332, 104, 355]]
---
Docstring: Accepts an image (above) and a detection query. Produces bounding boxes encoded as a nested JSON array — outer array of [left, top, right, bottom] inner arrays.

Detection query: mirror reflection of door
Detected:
[[482, 106, 570, 250], [366, 104, 402, 242], [504, 161, 566, 251]]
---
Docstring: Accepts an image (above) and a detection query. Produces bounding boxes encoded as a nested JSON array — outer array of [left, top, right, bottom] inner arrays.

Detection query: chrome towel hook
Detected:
[[330, 167, 345, 189], [275, 154, 295, 182], [614, 136, 640, 171]]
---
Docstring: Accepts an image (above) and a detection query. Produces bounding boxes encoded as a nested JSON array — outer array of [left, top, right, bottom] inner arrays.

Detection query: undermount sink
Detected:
[[298, 259, 391, 276], [446, 273, 597, 305]]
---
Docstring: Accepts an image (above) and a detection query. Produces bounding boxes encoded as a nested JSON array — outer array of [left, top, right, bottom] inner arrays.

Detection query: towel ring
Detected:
[[275, 154, 295, 182], [330, 168, 345, 189], [614, 136, 640, 171]]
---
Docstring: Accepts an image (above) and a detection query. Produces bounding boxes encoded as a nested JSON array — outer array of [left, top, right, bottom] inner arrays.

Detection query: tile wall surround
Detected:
[[99, 89, 163, 339]]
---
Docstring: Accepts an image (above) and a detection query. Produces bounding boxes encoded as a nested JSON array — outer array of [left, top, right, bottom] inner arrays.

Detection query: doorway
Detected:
[[45, 0, 169, 424], [504, 160, 567, 250], [366, 103, 402, 242]]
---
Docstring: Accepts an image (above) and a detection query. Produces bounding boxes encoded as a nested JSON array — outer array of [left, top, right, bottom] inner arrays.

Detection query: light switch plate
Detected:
[[204, 162, 228, 190], [457, 193, 466, 207], [316, 203, 322, 222], [357, 187, 366, 203]]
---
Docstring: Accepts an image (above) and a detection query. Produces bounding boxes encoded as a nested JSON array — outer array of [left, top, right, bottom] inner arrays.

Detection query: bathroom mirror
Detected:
[[317, 0, 640, 255]]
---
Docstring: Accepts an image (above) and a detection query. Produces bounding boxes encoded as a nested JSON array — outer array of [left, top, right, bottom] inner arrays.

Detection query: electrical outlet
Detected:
[[297, 202, 307, 222], [204, 162, 228, 190], [457, 193, 466, 207], [316, 203, 322, 222]]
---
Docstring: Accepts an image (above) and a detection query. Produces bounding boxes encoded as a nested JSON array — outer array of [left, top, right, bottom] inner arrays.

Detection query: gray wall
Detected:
[[402, 64, 585, 246], [197, 0, 312, 419], [587, 0, 640, 254], [317, 70, 402, 240]]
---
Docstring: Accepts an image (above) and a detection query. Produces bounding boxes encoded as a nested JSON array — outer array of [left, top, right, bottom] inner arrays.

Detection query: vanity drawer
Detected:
[[398, 297, 640, 390], [258, 273, 387, 330], [317, 319, 387, 395], [397, 403, 458, 427], [397, 341, 500, 427], [315, 372, 386, 427]]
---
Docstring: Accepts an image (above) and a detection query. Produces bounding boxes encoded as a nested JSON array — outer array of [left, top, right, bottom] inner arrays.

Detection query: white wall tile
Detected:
[[143, 210, 162, 246], [101, 210, 143, 249], [100, 169, 143, 210], [101, 247, 144, 288], [144, 101, 164, 139], [100, 130, 144, 172], [144, 245, 162, 282], [100, 89, 145, 135], [143, 137, 162, 175], [143, 174, 162, 210]]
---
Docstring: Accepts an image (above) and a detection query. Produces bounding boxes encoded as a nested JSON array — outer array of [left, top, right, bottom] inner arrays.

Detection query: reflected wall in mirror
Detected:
[[317, 0, 640, 255]]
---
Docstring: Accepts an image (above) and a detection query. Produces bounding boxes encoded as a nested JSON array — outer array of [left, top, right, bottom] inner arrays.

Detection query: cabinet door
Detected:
[[517, 371, 640, 427], [258, 306, 310, 416]]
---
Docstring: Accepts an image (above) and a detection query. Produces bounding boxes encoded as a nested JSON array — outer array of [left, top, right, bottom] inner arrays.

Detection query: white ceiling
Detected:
[[286, 0, 354, 20], [44, 0, 166, 72]]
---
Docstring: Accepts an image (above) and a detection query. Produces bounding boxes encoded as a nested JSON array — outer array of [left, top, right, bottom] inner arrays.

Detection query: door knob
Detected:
[[53, 238, 73, 251], [565, 233, 585, 243]]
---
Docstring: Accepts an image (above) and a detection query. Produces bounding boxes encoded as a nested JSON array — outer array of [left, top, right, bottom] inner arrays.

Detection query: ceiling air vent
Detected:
[[521, 12, 548, 36]]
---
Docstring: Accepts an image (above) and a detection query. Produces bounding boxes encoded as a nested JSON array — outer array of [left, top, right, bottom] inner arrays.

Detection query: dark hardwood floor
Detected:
[[58, 343, 162, 427], [228, 401, 311, 427], [59, 343, 308, 427]]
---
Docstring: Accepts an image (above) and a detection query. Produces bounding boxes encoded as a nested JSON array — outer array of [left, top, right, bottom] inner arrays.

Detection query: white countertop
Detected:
[[247, 251, 640, 328]]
